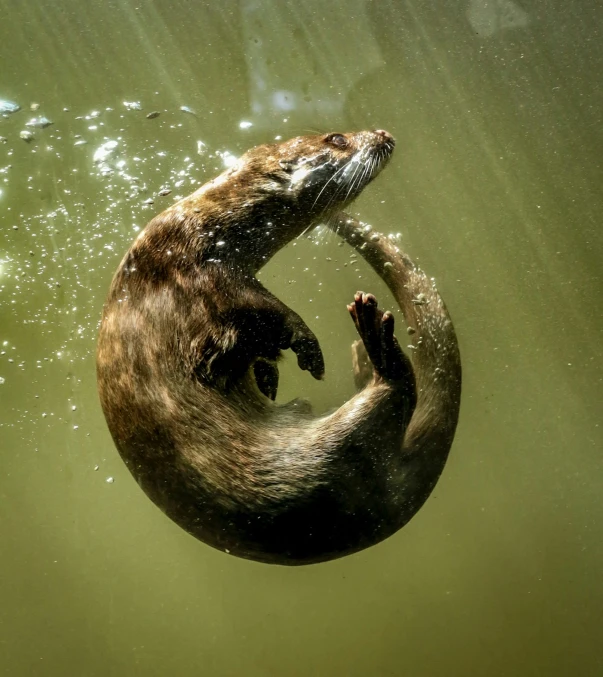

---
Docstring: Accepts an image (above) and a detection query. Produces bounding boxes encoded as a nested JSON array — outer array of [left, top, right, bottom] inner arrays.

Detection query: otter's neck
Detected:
[[137, 187, 323, 276]]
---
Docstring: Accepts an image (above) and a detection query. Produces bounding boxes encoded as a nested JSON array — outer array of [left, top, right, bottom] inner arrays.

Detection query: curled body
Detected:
[[96, 130, 462, 565]]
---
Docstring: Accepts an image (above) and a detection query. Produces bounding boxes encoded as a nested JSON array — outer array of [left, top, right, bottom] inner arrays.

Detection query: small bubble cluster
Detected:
[[0, 99, 237, 435]]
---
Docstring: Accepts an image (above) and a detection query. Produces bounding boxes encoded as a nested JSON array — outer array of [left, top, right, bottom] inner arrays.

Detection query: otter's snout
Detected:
[[373, 129, 395, 147]]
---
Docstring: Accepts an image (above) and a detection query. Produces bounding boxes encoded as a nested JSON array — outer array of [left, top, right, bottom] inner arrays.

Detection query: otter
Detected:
[[96, 130, 462, 565]]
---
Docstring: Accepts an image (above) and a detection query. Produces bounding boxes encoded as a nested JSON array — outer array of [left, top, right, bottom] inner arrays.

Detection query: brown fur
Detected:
[[96, 131, 462, 565]]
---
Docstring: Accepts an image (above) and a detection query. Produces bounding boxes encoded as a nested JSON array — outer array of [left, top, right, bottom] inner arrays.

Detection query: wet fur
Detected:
[[96, 131, 462, 565]]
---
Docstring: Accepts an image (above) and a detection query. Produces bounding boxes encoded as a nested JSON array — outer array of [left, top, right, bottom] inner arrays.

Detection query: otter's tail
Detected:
[[329, 212, 462, 462]]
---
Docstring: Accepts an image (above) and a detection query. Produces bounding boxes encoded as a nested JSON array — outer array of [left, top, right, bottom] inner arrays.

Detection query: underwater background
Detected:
[[1, 1, 602, 675]]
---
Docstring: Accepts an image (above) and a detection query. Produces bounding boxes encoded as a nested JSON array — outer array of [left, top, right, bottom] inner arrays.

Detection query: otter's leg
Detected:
[[245, 281, 325, 381], [215, 279, 324, 393]]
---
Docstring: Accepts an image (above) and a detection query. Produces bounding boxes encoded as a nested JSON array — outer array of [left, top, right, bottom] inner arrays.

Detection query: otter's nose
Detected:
[[374, 129, 395, 146]]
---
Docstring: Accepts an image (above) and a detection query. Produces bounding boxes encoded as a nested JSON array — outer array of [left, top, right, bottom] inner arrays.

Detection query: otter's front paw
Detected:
[[282, 327, 325, 381], [290, 333, 325, 380]]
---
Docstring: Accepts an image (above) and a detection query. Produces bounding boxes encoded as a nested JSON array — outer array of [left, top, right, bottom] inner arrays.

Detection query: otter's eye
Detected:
[[324, 133, 348, 149]]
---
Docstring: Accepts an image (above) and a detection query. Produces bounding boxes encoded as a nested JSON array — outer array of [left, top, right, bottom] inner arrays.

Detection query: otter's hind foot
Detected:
[[351, 339, 373, 390], [347, 291, 412, 383]]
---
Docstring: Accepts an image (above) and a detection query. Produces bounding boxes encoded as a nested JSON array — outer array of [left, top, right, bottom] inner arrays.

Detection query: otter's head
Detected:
[[175, 130, 395, 271], [236, 129, 395, 220]]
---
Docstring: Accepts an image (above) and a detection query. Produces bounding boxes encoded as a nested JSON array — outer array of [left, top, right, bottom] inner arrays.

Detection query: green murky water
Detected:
[[1, 1, 602, 675]]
